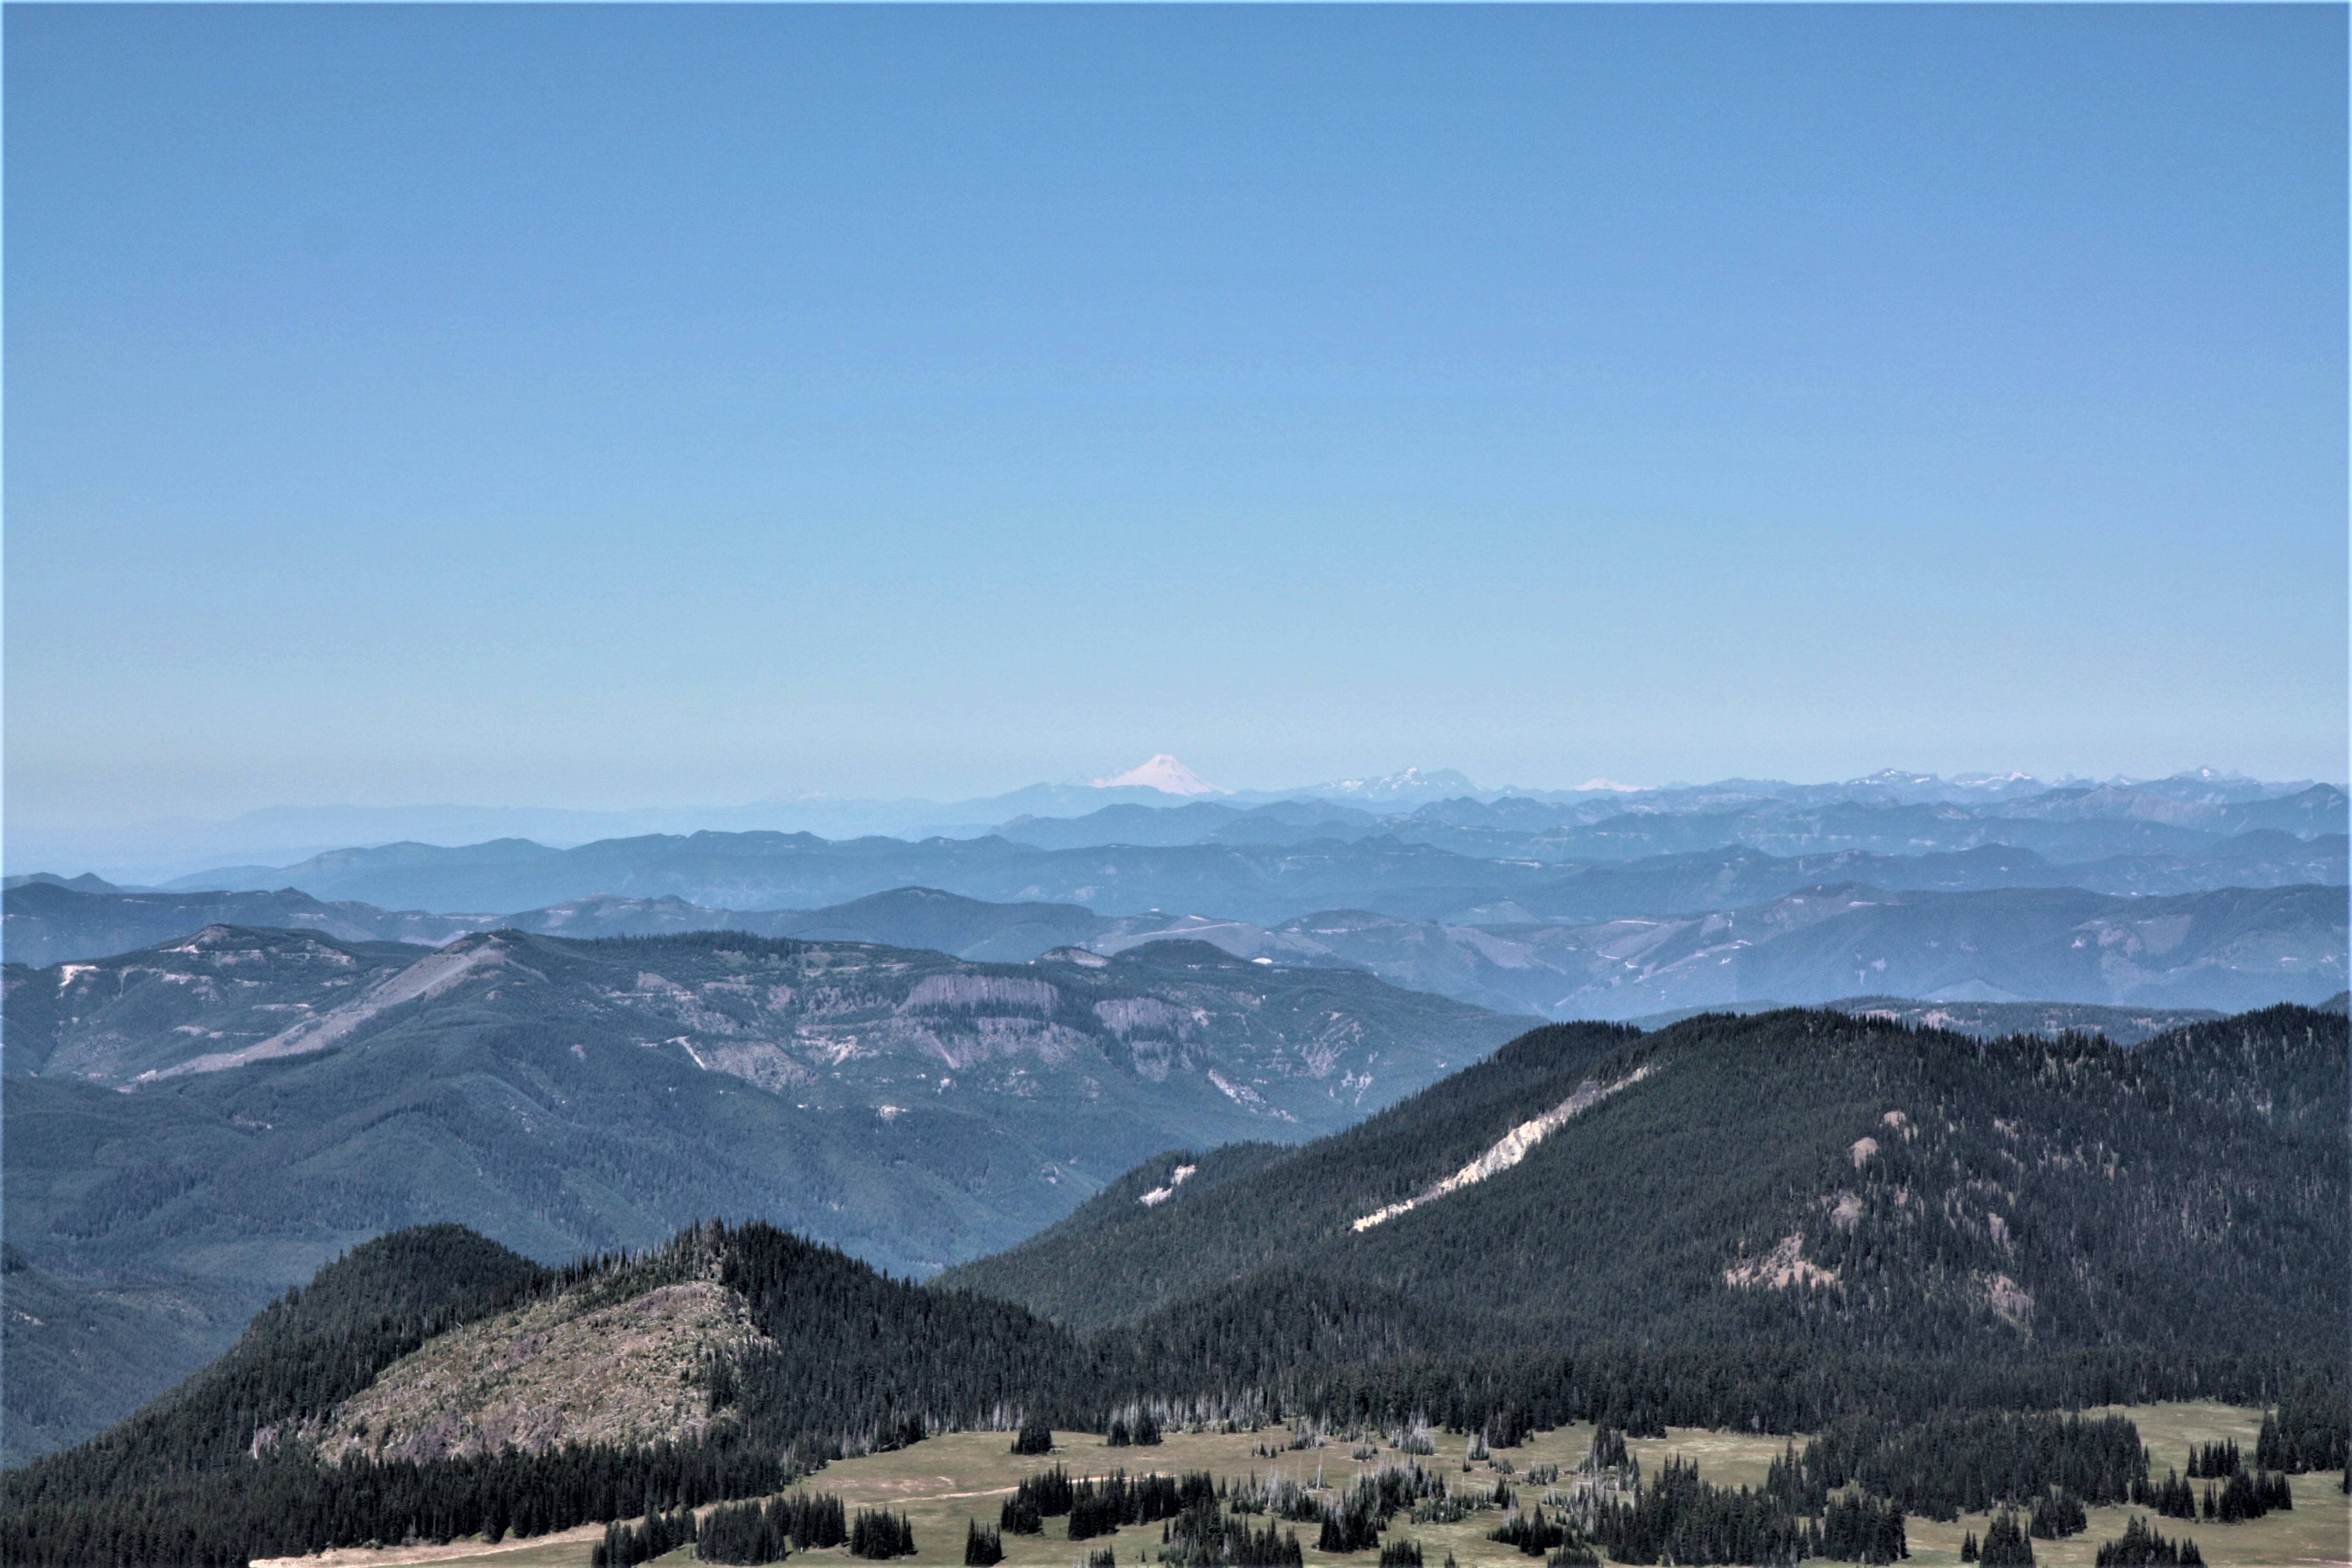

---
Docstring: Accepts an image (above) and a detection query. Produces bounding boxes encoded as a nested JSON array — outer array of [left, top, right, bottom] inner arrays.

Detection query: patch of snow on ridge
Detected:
[[1351, 1064, 1658, 1233], [1138, 1162, 1199, 1207], [1092, 755, 1223, 794], [1205, 1069, 1264, 1105]]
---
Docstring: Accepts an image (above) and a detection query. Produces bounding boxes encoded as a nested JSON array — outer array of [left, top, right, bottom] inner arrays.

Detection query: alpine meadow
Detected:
[[3, 7, 2345, 1568]]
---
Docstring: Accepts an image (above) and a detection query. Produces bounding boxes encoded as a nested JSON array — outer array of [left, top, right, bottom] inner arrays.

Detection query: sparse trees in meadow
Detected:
[[848, 1507, 915, 1559], [596, 1507, 698, 1568], [2027, 1489, 2086, 1540], [2255, 1378, 2350, 1473], [1977, 1511, 2033, 1566], [2184, 1441, 2238, 1479], [2093, 1515, 2205, 1566]]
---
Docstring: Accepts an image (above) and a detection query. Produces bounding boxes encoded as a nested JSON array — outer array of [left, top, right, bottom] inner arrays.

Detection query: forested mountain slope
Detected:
[[0, 1245, 262, 1469], [3, 926, 1521, 1107], [14, 1008, 2345, 1565], [943, 1006, 2349, 1370], [2, 926, 1524, 1460], [1629, 995, 2225, 1047]]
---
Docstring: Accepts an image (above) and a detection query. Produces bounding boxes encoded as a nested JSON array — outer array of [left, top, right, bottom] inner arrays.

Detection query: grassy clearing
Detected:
[[274, 1409, 2349, 1568]]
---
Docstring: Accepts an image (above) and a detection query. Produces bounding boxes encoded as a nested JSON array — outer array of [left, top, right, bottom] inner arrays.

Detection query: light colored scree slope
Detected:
[[1351, 1064, 1657, 1232]]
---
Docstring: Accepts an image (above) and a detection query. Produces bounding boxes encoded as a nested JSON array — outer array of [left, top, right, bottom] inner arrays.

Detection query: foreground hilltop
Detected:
[[2, 1219, 1084, 1567], [8, 1004, 2342, 1565]]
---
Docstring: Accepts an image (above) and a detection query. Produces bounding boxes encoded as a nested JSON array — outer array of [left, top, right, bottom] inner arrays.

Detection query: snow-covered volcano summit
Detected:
[[1092, 755, 1224, 794]]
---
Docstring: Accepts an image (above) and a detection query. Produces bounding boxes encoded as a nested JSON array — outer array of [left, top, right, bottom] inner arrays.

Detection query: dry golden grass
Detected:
[[265, 1410, 2349, 1568]]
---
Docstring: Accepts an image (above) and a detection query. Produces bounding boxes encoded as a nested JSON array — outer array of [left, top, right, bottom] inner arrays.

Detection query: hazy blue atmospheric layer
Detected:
[[6, 6, 2345, 827]]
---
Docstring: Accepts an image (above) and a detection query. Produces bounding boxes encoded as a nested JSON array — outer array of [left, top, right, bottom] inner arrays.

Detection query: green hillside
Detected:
[[944, 1006, 2349, 1370]]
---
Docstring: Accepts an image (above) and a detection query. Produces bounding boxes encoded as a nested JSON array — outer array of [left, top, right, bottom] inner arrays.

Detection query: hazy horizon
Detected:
[[8, 6, 2345, 827], [8, 753, 2344, 890], [10, 754, 2344, 836]]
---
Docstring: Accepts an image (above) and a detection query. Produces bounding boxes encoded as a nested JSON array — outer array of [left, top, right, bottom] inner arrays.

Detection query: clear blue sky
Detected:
[[7, 4, 2345, 823]]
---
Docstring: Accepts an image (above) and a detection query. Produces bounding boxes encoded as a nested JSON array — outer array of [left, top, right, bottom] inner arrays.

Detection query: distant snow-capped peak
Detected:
[[1318, 766, 1479, 801], [1092, 755, 1224, 795]]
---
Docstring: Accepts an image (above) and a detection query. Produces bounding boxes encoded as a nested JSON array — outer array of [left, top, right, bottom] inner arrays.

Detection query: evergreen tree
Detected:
[[1821, 1490, 1909, 1563], [2253, 1379, 2350, 1473], [1486, 1507, 1567, 1557], [999, 1494, 1044, 1536], [699, 1498, 795, 1565], [1588, 1457, 1819, 1566], [2028, 1490, 2086, 1540], [1162, 1500, 1302, 1568], [2185, 1442, 2239, 1480], [596, 1507, 701, 1568], [1978, 1511, 2033, 1566], [2129, 1468, 2183, 1520], [848, 1509, 915, 1559], [2094, 1516, 2206, 1566]]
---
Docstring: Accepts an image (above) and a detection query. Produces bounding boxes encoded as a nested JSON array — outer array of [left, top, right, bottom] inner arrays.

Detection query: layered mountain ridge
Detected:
[[1, 925, 1528, 1463], [5, 767, 2344, 1474], [10, 874, 2339, 1018], [10, 1001, 2343, 1566], [12, 766, 2337, 885]]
